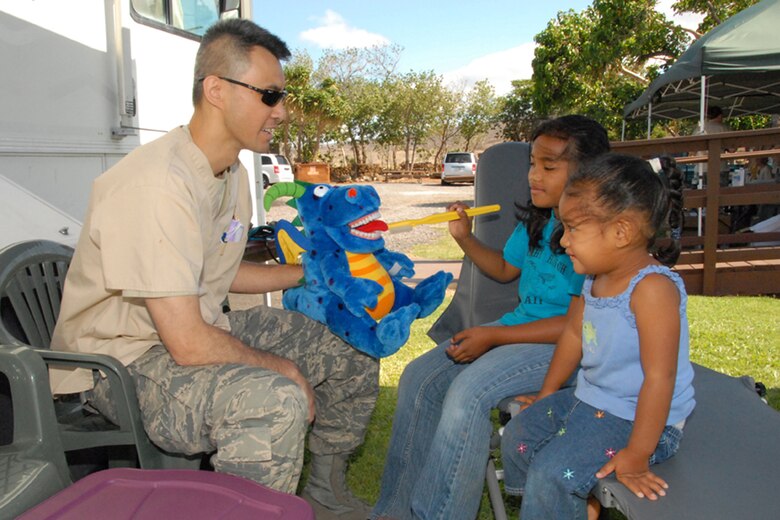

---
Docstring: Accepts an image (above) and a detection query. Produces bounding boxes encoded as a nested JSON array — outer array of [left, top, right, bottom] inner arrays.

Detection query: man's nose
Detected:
[[273, 102, 287, 123]]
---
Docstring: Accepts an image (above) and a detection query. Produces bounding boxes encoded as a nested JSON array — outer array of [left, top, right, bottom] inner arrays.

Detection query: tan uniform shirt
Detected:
[[50, 126, 251, 394]]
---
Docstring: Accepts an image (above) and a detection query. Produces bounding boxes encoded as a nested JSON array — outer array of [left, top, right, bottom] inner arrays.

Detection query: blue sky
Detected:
[[251, 1, 700, 95]]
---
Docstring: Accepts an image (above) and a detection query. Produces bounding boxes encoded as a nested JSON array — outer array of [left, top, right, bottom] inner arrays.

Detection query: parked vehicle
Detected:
[[441, 152, 477, 185], [0, 0, 260, 250], [259, 154, 294, 188]]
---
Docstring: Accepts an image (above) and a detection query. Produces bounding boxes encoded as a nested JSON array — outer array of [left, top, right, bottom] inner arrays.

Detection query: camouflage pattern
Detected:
[[228, 305, 380, 455], [89, 305, 379, 493]]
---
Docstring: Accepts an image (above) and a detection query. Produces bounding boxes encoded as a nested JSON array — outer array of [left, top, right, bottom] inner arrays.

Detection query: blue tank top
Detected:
[[574, 265, 696, 425]]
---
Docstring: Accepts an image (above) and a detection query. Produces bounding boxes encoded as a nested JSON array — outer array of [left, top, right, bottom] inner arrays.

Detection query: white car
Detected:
[[259, 154, 294, 188], [441, 152, 477, 185]]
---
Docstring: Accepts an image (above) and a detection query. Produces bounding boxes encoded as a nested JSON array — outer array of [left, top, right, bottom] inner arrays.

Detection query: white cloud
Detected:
[[443, 42, 536, 96], [301, 10, 390, 49], [656, 0, 704, 32]]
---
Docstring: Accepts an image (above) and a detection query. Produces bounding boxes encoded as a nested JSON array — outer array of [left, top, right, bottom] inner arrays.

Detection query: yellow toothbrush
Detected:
[[387, 204, 501, 233]]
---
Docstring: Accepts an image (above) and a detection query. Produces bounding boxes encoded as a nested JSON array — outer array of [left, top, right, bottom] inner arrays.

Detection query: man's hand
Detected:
[[146, 295, 315, 422], [274, 357, 316, 423], [596, 448, 668, 500], [445, 326, 495, 363]]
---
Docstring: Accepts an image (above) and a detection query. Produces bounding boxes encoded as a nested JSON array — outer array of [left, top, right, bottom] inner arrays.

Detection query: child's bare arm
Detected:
[[447, 203, 520, 282], [596, 274, 681, 499], [448, 303, 572, 362], [535, 295, 584, 399]]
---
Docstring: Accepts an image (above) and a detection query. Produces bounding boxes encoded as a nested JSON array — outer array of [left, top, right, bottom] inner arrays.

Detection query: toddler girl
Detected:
[[501, 153, 695, 520]]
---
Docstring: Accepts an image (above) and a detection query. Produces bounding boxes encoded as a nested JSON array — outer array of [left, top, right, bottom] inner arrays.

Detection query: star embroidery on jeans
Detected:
[[557, 427, 566, 436], [605, 448, 616, 459], [563, 469, 575, 480], [547, 408, 553, 417], [595, 410, 605, 419], [517, 443, 528, 454]]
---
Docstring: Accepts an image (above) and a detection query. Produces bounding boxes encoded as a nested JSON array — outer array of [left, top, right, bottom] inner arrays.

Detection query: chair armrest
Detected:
[[0, 345, 63, 447], [35, 349, 148, 451]]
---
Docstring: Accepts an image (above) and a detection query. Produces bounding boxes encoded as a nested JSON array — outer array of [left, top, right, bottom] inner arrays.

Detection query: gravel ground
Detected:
[[263, 179, 475, 256]]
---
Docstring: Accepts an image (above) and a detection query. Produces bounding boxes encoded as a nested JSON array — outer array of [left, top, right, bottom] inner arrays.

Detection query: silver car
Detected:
[[441, 152, 477, 185]]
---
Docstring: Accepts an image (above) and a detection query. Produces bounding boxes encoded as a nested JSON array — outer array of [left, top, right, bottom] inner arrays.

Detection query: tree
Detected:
[[529, 0, 767, 139], [383, 71, 444, 168], [458, 79, 500, 151], [317, 45, 401, 170], [428, 86, 461, 168], [531, 0, 689, 138], [281, 52, 342, 163], [498, 80, 539, 142], [338, 77, 388, 169]]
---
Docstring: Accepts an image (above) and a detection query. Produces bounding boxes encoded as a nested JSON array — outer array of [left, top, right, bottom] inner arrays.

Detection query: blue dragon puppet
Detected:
[[263, 182, 453, 358]]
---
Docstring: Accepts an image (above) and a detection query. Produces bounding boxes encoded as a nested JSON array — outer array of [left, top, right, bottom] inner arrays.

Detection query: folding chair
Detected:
[[0, 240, 200, 472], [428, 141, 530, 343], [0, 344, 71, 518], [427, 142, 530, 520], [428, 144, 780, 519], [594, 363, 780, 519]]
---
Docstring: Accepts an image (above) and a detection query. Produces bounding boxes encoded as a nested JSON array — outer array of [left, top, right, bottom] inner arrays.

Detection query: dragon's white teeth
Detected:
[[350, 229, 382, 240], [349, 211, 382, 229]]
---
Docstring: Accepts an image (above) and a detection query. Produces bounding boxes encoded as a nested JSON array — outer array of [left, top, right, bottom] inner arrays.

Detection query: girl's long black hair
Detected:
[[520, 115, 611, 252]]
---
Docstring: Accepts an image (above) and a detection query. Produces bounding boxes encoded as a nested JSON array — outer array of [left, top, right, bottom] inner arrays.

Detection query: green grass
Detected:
[[345, 293, 780, 519], [410, 225, 467, 260]]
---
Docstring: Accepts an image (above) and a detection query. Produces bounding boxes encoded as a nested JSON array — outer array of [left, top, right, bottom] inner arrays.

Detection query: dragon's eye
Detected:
[[312, 185, 330, 199]]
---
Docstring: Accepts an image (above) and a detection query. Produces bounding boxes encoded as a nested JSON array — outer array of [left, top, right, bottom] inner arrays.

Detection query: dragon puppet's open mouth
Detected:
[[349, 211, 388, 240]]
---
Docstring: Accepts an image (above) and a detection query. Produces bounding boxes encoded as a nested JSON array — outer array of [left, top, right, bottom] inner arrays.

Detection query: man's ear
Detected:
[[201, 75, 225, 108]]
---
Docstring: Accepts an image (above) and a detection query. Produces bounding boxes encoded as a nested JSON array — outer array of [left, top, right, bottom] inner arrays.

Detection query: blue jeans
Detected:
[[501, 388, 684, 520], [371, 324, 557, 520]]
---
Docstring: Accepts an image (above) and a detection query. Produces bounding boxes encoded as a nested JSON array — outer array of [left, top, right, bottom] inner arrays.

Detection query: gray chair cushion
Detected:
[[595, 363, 780, 519]]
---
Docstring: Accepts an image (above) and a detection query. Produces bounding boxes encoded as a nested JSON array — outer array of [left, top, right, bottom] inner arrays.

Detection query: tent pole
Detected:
[[647, 103, 652, 138], [621, 120, 626, 141], [697, 75, 707, 236], [699, 75, 707, 132]]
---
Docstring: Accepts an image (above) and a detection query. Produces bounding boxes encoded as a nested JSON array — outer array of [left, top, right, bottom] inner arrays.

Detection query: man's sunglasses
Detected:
[[199, 76, 288, 107]]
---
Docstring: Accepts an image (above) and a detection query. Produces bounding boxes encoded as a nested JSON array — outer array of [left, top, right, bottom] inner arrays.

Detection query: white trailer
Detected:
[[0, 0, 265, 249]]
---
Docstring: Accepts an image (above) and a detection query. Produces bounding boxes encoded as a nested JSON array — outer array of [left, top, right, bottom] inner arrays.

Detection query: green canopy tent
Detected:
[[623, 0, 780, 134]]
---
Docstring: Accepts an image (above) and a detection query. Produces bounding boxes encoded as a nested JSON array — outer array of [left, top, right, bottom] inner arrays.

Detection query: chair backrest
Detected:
[[0, 240, 74, 348], [428, 142, 530, 343], [0, 345, 71, 518]]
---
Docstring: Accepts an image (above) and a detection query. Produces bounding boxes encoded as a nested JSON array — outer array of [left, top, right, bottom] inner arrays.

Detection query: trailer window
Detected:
[[131, 0, 223, 38]]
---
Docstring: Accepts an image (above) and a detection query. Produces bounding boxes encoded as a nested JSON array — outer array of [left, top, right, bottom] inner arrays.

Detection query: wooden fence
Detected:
[[612, 127, 780, 296]]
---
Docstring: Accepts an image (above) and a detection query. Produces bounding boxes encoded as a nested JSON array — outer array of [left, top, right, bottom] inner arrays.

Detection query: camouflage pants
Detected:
[[90, 305, 379, 493]]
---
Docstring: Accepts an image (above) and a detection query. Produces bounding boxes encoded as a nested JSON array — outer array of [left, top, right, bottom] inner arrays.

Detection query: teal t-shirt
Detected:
[[499, 216, 584, 326]]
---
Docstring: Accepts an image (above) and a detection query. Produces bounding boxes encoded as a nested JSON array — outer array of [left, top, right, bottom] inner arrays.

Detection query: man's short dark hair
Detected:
[[193, 19, 291, 104]]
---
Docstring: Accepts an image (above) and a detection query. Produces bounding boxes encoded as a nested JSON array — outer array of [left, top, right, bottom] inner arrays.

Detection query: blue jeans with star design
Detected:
[[501, 387, 683, 520]]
